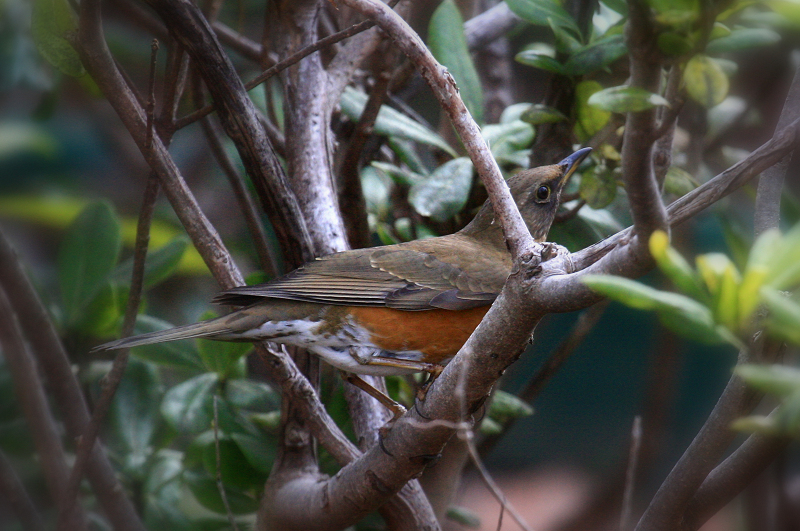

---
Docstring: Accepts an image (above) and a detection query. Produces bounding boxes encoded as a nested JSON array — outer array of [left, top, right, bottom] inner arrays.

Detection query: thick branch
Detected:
[[633, 339, 780, 531], [142, 0, 315, 266], [464, 2, 520, 50], [682, 429, 791, 531]]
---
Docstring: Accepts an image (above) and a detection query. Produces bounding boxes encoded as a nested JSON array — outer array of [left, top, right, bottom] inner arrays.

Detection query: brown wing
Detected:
[[214, 234, 511, 310]]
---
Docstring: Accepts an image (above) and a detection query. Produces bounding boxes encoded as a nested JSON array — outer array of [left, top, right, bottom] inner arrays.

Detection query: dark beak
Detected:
[[558, 147, 592, 184]]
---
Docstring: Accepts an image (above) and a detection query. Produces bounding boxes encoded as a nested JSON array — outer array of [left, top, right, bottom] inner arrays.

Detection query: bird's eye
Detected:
[[535, 185, 551, 202]]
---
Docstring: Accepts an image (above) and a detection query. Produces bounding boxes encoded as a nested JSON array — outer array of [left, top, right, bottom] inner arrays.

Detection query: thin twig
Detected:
[[145, 40, 159, 150], [338, 44, 398, 248], [193, 75, 278, 276], [63, 39, 169, 509], [620, 416, 643, 531], [477, 301, 608, 458], [213, 396, 240, 531], [465, 431, 534, 531]]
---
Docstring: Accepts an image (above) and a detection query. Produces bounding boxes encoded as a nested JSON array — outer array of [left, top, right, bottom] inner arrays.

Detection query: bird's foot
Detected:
[[541, 242, 575, 275]]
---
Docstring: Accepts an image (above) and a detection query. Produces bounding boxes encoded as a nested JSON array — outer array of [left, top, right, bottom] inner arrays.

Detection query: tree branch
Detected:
[[0, 230, 144, 531], [142, 0, 315, 266], [341, 0, 535, 261], [0, 287, 86, 531]]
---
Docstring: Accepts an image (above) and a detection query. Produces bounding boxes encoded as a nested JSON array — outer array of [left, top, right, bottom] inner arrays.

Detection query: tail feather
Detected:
[[92, 318, 232, 351]]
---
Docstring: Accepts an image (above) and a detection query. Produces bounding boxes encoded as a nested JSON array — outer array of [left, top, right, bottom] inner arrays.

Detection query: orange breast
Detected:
[[346, 305, 490, 364]]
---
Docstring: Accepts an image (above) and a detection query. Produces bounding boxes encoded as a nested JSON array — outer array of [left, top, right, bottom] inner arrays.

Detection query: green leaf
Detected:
[[710, 22, 732, 40], [582, 275, 731, 344], [31, 0, 85, 77], [579, 165, 617, 209], [515, 50, 566, 74], [224, 379, 279, 412], [735, 364, 800, 397], [409, 157, 474, 222], [487, 390, 533, 423], [713, 262, 740, 330], [446, 506, 481, 528], [506, 0, 581, 36], [482, 120, 534, 157], [573, 81, 611, 140], [340, 87, 456, 156], [664, 166, 699, 196], [197, 325, 253, 380], [161, 373, 218, 433], [387, 138, 428, 176], [59, 201, 122, 326], [587, 86, 669, 113], [183, 470, 259, 515], [696, 253, 736, 295], [648, 0, 700, 26], [706, 27, 781, 54], [768, 224, 800, 289], [479, 417, 503, 435], [112, 236, 189, 290], [549, 16, 583, 54], [0, 123, 57, 160], [79, 281, 122, 336], [520, 103, 567, 125], [129, 315, 205, 371], [731, 414, 780, 435], [109, 358, 163, 479], [371, 162, 426, 187], [201, 436, 266, 490], [563, 34, 627, 75], [231, 433, 276, 475], [684, 55, 729, 107], [648, 231, 707, 302], [657, 31, 695, 56], [428, 0, 484, 123], [761, 288, 800, 344]]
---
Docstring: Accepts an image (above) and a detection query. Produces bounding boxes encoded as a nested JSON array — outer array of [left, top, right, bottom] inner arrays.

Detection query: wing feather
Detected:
[[214, 235, 510, 310]]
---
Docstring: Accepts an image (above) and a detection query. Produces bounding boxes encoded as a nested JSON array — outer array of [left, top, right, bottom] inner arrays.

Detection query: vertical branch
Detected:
[[0, 229, 145, 531], [619, 0, 667, 250], [193, 77, 280, 276], [62, 40, 164, 512], [337, 43, 397, 248], [273, 0, 348, 255], [0, 288, 87, 531], [754, 65, 800, 236], [142, 0, 315, 266]]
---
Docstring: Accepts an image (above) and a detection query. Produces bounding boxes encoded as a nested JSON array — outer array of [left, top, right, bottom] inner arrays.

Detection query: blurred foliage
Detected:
[[1, 0, 799, 528]]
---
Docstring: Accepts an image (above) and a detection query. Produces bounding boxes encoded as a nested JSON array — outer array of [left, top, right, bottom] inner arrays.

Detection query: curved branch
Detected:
[[340, 0, 536, 260]]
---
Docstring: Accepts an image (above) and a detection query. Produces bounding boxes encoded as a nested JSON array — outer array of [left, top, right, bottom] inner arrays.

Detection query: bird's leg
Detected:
[[365, 356, 444, 402], [340, 371, 407, 421]]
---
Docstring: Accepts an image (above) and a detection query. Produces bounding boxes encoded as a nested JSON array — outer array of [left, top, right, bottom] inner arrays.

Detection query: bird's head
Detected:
[[463, 147, 592, 242]]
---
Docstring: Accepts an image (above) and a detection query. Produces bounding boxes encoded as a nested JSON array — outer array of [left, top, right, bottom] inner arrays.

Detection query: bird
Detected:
[[95, 147, 591, 417]]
